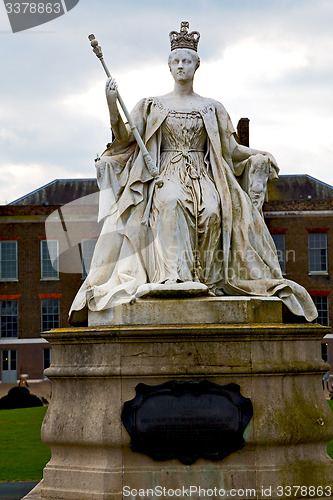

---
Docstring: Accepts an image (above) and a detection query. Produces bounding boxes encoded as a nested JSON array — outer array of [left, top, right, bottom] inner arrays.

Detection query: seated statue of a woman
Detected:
[[69, 22, 317, 323]]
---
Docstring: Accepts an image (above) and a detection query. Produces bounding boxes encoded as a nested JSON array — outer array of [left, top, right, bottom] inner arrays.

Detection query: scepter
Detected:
[[88, 34, 163, 186]]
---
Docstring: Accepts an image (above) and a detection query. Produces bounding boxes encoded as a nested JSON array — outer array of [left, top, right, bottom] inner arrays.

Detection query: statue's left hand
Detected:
[[263, 152, 279, 173]]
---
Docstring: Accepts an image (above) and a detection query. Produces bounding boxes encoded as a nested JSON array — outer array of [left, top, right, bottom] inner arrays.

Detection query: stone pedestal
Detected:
[[24, 298, 333, 500]]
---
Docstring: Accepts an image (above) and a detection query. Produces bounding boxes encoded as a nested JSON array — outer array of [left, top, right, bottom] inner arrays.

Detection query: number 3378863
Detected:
[[276, 485, 332, 497], [5, 3, 61, 14]]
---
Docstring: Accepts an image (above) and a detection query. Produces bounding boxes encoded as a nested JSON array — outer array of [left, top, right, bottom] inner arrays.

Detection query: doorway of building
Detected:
[[1, 349, 17, 383]]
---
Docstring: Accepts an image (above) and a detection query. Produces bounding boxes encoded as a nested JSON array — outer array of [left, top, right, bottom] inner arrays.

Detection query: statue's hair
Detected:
[[168, 49, 200, 71]]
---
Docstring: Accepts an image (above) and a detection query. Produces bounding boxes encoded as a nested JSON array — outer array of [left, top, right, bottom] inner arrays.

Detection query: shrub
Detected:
[[0, 387, 43, 410]]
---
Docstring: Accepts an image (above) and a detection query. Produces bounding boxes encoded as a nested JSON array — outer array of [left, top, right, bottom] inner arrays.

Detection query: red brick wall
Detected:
[[265, 210, 333, 375], [0, 205, 100, 379], [265, 214, 332, 297]]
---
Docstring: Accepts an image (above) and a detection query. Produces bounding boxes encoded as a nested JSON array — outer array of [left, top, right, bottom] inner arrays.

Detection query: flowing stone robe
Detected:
[[69, 97, 317, 323]]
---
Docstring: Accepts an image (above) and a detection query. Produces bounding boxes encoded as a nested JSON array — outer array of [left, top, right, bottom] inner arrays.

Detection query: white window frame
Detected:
[[41, 240, 59, 280], [312, 295, 329, 326], [308, 233, 328, 274], [1, 349, 17, 383], [0, 300, 18, 338], [41, 298, 60, 332], [0, 241, 18, 281]]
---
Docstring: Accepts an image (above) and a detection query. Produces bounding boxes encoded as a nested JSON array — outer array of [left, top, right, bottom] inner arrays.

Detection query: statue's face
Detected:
[[169, 49, 198, 83]]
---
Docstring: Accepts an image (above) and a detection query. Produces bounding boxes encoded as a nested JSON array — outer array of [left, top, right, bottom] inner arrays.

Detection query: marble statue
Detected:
[[69, 22, 317, 323]]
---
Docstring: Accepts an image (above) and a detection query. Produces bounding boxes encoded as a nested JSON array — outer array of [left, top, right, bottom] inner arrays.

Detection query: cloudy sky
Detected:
[[0, 0, 333, 204]]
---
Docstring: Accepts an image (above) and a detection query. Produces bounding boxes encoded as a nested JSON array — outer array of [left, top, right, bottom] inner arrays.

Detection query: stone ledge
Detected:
[[45, 322, 328, 344], [88, 296, 283, 327]]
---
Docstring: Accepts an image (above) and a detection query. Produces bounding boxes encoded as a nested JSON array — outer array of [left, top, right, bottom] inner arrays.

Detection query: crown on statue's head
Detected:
[[169, 21, 200, 52]]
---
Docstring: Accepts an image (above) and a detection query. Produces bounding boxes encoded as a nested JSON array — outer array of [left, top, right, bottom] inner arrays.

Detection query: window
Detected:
[[2, 350, 16, 371], [0, 241, 17, 280], [312, 296, 329, 326], [43, 348, 52, 372], [308, 233, 327, 273], [1, 350, 17, 383], [41, 299, 59, 331], [81, 238, 97, 278], [271, 233, 286, 274], [41, 240, 59, 279], [0, 300, 18, 338]]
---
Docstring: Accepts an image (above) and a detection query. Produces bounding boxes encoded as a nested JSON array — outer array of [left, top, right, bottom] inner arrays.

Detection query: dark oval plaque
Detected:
[[121, 380, 253, 465]]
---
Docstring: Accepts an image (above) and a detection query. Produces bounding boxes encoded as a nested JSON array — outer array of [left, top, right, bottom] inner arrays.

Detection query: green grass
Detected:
[[328, 400, 333, 459], [0, 406, 51, 481]]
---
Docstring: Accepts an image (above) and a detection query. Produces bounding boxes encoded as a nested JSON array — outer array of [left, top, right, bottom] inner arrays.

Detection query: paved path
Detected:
[[0, 482, 38, 500]]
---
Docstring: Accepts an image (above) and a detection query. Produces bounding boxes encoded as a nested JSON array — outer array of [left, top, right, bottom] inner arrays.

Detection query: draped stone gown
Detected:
[[148, 110, 222, 288]]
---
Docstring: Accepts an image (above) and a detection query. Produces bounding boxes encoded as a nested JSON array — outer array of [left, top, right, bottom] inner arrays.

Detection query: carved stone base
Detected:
[[23, 300, 333, 500]]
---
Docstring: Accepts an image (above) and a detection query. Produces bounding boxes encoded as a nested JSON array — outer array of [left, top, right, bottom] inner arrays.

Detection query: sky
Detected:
[[0, 0, 333, 204]]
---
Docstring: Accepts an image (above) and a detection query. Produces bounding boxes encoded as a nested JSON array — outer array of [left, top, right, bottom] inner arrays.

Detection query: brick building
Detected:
[[264, 174, 333, 383], [1, 173, 333, 386], [0, 179, 100, 383]]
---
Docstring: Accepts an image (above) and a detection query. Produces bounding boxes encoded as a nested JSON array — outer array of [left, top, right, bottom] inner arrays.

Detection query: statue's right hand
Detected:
[[155, 177, 164, 188], [105, 77, 118, 106], [95, 159, 105, 181]]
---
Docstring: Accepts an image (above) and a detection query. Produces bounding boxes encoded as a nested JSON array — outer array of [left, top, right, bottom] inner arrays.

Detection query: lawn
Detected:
[[0, 406, 51, 482]]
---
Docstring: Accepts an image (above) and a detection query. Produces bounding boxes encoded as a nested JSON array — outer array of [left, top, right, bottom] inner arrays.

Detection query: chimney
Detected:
[[237, 118, 250, 147]]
